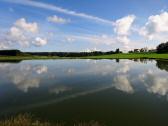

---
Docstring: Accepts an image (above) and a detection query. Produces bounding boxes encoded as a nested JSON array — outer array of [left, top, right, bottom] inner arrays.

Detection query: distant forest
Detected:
[[0, 49, 121, 57], [0, 42, 167, 57]]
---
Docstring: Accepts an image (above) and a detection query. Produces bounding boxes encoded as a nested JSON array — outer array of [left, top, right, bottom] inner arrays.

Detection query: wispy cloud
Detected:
[[3, 0, 114, 25], [47, 15, 70, 24]]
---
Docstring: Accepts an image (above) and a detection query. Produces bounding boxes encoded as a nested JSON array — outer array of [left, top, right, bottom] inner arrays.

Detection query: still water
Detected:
[[0, 59, 168, 125]]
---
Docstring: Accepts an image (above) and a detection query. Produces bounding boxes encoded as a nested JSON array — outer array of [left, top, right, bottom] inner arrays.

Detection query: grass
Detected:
[[0, 114, 103, 126], [0, 53, 168, 61], [84, 53, 168, 59], [0, 114, 51, 126]]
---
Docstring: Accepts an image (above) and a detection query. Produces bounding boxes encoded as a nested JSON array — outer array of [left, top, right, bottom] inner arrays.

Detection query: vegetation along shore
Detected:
[[0, 42, 168, 61]]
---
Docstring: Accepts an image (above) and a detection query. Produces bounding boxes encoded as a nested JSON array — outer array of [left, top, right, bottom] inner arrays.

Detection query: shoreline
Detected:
[[0, 53, 168, 61]]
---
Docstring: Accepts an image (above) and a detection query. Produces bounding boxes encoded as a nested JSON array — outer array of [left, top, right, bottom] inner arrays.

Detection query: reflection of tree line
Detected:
[[156, 60, 168, 72], [0, 60, 22, 63], [133, 59, 168, 72], [115, 58, 154, 64], [115, 59, 168, 72]]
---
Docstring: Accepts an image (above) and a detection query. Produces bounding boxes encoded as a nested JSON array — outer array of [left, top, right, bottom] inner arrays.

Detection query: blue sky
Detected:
[[0, 0, 168, 52]]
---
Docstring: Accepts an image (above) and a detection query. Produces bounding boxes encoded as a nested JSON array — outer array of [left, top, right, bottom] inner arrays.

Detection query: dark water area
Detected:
[[0, 59, 168, 125]]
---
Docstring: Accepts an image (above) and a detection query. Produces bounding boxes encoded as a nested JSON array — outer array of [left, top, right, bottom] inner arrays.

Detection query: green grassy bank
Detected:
[[83, 53, 168, 59], [0, 53, 168, 61]]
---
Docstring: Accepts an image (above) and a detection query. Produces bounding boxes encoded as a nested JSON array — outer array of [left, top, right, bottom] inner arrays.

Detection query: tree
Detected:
[[140, 47, 148, 53], [115, 48, 120, 54], [157, 42, 168, 53], [128, 50, 133, 53], [134, 49, 139, 53]]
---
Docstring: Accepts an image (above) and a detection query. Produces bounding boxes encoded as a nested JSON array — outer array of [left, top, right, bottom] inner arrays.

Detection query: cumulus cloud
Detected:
[[9, 26, 30, 47], [116, 35, 130, 45], [47, 15, 70, 24], [33, 37, 48, 46], [4, 18, 48, 48], [0, 43, 9, 49], [113, 15, 136, 50], [140, 12, 168, 40], [14, 18, 38, 33], [114, 15, 136, 36]]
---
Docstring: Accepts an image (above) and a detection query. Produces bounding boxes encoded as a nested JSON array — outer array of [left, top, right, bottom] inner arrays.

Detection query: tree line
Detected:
[[128, 41, 168, 53], [0, 48, 122, 57], [156, 41, 168, 53], [0, 41, 167, 57]]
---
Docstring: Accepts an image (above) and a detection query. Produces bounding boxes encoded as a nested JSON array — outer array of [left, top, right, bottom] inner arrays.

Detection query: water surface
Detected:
[[0, 59, 168, 125]]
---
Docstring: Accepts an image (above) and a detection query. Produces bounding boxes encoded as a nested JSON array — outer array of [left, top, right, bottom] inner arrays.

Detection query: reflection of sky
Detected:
[[0, 59, 168, 110]]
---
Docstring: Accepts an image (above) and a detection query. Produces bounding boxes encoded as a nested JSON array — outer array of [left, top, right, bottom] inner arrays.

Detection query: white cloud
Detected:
[[0, 43, 9, 49], [116, 35, 130, 45], [114, 15, 136, 36], [83, 47, 101, 52], [33, 37, 48, 46], [9, 26, 30, 47], [47, 15, 70, 24], [113, 15, 136, 50], [4, 0, 114, 25], [140, 12, 168, 40], [67, 34, 116, 45], [8, 18, 39, 47], [4, 18, 48, 48], [65, 37, 76, 43], [65, 33, 134, 51], [15, 18, 38, 33]]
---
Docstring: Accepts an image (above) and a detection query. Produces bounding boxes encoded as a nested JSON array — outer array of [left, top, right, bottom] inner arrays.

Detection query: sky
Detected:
[[0, 0, 168, 52]]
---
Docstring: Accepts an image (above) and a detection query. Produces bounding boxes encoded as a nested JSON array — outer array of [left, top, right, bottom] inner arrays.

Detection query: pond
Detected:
[[0, 59, 168, 125]]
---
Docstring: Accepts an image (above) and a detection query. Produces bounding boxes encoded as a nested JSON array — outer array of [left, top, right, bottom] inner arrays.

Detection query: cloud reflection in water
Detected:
[[0, 59, 168, 101]]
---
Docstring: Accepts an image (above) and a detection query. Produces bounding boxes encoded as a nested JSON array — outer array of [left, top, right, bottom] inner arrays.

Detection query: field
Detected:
[[0, 53, 168, 61]]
